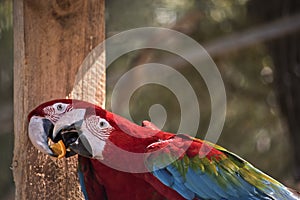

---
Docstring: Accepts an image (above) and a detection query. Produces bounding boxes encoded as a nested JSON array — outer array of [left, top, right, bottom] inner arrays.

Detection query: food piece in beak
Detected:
[[50, 140, 66, 159]]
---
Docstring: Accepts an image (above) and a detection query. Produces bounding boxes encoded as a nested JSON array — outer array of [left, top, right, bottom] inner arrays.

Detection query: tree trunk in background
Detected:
[[248, 0, 300, 184], [13, 0, 105, 199], [272, 28, 300, 184]]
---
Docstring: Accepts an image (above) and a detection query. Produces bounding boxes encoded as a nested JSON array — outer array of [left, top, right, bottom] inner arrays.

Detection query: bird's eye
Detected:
[[56, 104, 63, 111], [53, 103, 68, 114], [99, 121, 106, 127], [98, 119, 110, 128]]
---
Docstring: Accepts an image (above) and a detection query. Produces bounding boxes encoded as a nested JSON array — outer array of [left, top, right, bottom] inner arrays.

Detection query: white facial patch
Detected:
[[42, 102, 72, 123], [81, 115, 114, 159], [79, 120, 106, 160], [52, 103, 70, 114]]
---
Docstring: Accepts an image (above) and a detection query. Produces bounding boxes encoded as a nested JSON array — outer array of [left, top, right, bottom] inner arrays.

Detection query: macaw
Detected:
[[28, 99, 300, 200]]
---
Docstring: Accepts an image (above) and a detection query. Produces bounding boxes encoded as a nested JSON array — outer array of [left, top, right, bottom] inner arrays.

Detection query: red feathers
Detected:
[[79, 156, 184, 200]]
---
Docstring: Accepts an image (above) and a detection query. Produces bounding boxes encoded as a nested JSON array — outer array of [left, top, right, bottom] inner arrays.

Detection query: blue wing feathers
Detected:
[[153, 165, 195, 199], [152, 166, 174, 187], [147, 137, 299, 200], [172, 181, 195, 200], [78, 169, 89, 200], [184, 182, 210, 200], [187, 168, 224, 199], [166, 165, 185, 183], [152, 161, 299, 200], [184, 169, 211, 199]]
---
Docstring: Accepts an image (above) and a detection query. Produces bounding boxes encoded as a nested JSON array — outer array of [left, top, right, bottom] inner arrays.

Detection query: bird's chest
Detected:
[[89, 159, 167, 200]]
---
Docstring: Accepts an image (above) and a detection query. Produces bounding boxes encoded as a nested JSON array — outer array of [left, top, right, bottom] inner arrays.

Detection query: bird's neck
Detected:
[[108, 128, 172, 153], [101, 128, 173, 172]]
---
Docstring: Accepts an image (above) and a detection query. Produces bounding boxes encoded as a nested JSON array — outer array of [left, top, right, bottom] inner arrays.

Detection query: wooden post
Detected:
[[13, 0, 105, 199]]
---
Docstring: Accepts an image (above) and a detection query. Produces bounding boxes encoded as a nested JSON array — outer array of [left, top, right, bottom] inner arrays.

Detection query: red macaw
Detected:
[[28, 99, 300, 200]]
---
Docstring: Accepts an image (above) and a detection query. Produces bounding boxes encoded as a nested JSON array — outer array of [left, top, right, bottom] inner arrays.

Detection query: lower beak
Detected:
[[53, 120, 93, 158]]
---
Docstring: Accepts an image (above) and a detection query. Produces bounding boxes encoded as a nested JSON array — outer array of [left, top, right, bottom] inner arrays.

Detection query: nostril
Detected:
[[61, 131, 79, 147]]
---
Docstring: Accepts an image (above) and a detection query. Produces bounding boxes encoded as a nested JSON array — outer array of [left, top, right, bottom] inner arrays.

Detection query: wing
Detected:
[[142, 120, 160, 131], [145, 134, 299, 200]]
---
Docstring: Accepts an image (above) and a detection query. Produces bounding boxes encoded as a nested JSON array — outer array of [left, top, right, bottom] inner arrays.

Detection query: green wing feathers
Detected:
[[146, 134, 299, 200]]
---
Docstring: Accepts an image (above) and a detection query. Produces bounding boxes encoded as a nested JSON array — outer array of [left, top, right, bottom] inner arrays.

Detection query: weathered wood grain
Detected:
[[13, 0, 105, 199]]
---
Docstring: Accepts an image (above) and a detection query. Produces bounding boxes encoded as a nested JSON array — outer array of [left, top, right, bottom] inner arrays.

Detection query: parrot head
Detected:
[[27, 99, 117, 159]]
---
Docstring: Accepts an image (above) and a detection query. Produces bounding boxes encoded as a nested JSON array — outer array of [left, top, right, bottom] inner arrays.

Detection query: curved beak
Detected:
[[52, 109, 86, 140], [28, 116, 55, 156], [52, 109, 93, 158], [28, 115, 77, 158]]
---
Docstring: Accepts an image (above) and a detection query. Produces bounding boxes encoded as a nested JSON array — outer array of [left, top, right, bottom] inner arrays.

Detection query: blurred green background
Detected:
[[0, 0, 13, 199], [1, 0, 300, 199]]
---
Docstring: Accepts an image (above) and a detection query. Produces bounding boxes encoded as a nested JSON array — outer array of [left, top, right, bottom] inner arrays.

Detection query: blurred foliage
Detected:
[[105, 0, 296, 186], [0, 0, 12, 37], [0, 0, 13, 199], [0, 134, 14, 198]]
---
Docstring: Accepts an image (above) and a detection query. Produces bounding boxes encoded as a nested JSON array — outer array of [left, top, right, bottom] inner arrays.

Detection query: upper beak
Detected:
[[28, 116, 55, 156], [52, 109, 93, 158], [53, 119, 83, 147], [52, 109, 86, 140]]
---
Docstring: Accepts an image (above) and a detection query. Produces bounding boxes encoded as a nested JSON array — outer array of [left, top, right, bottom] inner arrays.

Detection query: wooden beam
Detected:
[[13, 0, 105, 199]]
